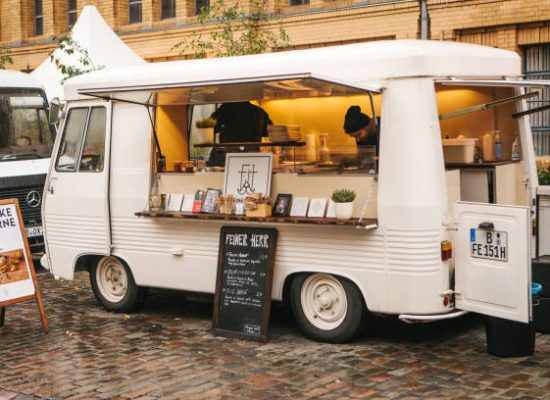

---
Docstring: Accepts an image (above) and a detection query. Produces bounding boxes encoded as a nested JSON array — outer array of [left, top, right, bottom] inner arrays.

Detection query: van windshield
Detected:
[[0, 89, 55, 161]]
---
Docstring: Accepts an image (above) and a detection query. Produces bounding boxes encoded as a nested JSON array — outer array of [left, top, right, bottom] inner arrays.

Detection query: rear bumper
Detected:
[[398, 310, 468, 324]]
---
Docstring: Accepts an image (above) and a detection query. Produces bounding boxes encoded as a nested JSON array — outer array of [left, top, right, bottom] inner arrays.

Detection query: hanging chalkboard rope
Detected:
[[358, 176, 377, 226]]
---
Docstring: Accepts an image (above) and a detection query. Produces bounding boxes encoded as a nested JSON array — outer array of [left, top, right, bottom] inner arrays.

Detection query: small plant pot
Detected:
[[195, 127, 214, 144], [335, 202, 353, 220]]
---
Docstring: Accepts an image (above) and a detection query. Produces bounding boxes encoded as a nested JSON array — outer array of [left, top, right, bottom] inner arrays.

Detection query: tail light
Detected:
[[441, 240, 452, 261]]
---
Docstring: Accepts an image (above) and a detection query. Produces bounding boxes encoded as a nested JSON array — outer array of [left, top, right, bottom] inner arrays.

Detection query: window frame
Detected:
[[79, 107, 107, 173], [128, 0, 143, 24], [194, 0, 209, 15], [55, 106, 107, 173], [67, 0, 78, 29], [160, 0, 176, 20], [34, 0, 44, 36], [289, 0, 309, 5]]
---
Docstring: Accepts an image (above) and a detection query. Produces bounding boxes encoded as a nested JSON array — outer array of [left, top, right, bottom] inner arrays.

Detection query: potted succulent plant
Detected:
[[331, 189, 356, 220], [195, 116, 216, 144]]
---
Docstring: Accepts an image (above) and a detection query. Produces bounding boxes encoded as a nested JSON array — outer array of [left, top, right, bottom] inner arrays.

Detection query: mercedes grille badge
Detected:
[[26, 190, 42, 208]]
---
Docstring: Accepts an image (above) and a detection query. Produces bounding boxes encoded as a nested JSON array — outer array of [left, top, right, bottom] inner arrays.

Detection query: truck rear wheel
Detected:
[[90, 256, 147, 312], [290, 273, 366, 343]]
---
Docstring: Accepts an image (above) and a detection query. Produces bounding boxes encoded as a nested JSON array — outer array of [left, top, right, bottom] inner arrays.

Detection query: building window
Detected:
[[289, 0, 309, 5], [523, 44, 550, 156], [161, 0, 175, 19], [34, 0, 44, 36], [67, 0, 78, 29], [128, 0, 142, 24], [195, 0, 209, 15]]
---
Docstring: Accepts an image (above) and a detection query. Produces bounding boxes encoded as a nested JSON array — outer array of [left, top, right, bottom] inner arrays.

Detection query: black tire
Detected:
[[90, 256, 147, 313], [290, 273, 366, 343]]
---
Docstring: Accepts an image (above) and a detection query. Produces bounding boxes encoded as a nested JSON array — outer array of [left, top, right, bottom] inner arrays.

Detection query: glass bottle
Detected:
[[149, 174, 162, 211], [319, 132, 330, 163]]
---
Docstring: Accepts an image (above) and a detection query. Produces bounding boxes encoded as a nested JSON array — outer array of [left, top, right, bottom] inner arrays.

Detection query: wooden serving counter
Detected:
[[136, 211, 378, 229]]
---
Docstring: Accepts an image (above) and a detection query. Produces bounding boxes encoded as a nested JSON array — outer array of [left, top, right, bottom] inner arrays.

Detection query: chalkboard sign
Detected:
[[213, 226, 277, 342]]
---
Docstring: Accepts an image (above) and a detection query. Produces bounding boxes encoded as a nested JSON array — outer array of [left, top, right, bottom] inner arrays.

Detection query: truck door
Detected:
[[43, 102, 111, 279], [454, 202, 531, 323]]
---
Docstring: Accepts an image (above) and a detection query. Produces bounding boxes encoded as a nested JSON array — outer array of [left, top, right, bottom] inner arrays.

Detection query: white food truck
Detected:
[[42, 40, 549, 343], [0, 70, 56, 253]]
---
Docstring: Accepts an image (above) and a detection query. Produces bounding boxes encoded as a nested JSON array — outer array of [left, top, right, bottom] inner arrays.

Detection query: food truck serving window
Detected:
[[122, 75, 382, 176], [79, 73, 382, 175]]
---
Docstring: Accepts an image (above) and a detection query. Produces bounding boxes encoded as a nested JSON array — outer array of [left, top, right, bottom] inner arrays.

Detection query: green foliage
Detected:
[[50, 35, 104, 83], [538, 165, 550, 185], [0, 49, 13, 70], [173, 0, 289, 59], [331, 189, 356, 203], [195, 116, 217, 128]]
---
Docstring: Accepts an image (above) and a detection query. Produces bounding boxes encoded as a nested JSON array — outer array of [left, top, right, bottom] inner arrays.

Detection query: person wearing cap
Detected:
[[343, 105, 379, 149], [344, 105, 379, 171]]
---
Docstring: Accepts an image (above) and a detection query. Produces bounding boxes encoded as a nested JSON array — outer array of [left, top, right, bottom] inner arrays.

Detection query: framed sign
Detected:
[[0, 199, 48, 332], [224, 153, 272, 199], [273, 193, 292, 217], [213, 226, 277, 342]]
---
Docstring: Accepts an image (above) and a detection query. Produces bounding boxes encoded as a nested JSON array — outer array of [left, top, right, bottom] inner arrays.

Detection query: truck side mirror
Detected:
[[49, 97, 61, 125]]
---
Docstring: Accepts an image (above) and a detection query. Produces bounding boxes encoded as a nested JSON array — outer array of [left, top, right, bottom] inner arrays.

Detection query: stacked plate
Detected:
[[286, 125, 302, 142], [268, 125, 289, 142]]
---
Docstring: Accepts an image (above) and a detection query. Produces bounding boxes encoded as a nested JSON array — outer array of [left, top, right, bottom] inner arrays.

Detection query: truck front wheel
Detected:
[[90, 256, 147, 312], [290, 273, 366, 343]]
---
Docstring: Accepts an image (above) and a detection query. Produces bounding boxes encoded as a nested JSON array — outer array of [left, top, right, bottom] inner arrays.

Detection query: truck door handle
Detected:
[[478, 221, 494, 230], [48, 183, 55, 195]]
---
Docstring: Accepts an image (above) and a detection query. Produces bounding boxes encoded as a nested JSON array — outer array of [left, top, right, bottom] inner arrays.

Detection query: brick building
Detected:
[[1, 0, 549, 150]]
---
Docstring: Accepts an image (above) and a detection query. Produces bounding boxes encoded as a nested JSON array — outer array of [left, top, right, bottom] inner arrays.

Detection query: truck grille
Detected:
[[0, 176, 46, 226]]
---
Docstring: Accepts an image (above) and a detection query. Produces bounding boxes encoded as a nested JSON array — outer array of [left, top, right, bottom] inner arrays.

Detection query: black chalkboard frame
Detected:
[[213, 226, 278, 342]]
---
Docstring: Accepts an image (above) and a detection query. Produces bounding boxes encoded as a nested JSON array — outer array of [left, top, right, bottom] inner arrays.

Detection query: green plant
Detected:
[[331, 189, 356, 203], [538, 166, 550, 185], [0, 49, 13, 69], [50, 35, 104, 83], [195, 116, 217, 128], [537, 159, 550, 185], [172, 0, 289, 59]]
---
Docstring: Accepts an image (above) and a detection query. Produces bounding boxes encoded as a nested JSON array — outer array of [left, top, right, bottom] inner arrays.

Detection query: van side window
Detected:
[[79, 107, 107, 172], [56, 108, 88, 172]]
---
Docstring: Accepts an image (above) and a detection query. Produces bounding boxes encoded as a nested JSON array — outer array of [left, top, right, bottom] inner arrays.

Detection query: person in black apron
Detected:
[[208, 102, 272, 166]]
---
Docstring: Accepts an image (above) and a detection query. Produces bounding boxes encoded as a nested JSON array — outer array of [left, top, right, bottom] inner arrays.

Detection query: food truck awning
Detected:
[[437, 78, 550, 88], [77, 73, 383, 106]]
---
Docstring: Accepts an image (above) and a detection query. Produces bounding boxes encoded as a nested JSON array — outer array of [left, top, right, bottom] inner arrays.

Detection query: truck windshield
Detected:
[[0, 89, 54, 161]]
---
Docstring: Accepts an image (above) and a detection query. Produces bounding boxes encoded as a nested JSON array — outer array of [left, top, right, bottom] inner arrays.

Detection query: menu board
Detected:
[[0, 199, 48, 333], [0, 202, 35, 302], [213, 226, 277, 342]]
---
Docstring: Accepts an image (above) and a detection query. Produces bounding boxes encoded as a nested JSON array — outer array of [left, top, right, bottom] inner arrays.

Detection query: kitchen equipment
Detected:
[[442, 138, 478, 163]]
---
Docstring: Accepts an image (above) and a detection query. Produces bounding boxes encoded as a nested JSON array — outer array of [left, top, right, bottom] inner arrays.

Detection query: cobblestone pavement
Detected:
[[1, 271, 550, 400]]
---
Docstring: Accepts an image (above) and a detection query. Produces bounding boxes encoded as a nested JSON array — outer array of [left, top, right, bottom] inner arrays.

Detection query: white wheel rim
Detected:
[[300, 274, 348, 330], [96, 257, 128, 303]]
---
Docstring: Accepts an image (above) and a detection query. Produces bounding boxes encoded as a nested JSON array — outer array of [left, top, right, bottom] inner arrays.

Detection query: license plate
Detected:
[[470, 229, 508, 262], [25, 225, 43, 238]]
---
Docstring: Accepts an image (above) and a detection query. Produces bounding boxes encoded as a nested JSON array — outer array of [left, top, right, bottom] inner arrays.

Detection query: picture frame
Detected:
[[166, 194, 184, 212], [290, 197, 309, 217], [326, 199, 336, 218], [272, 194, 292, 217], [192, 190, 204, 213], [224, 153, 273, 199], [201, 188, 221, 213], [181, 194, 195, 212], [307, 198, 328, 218]]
